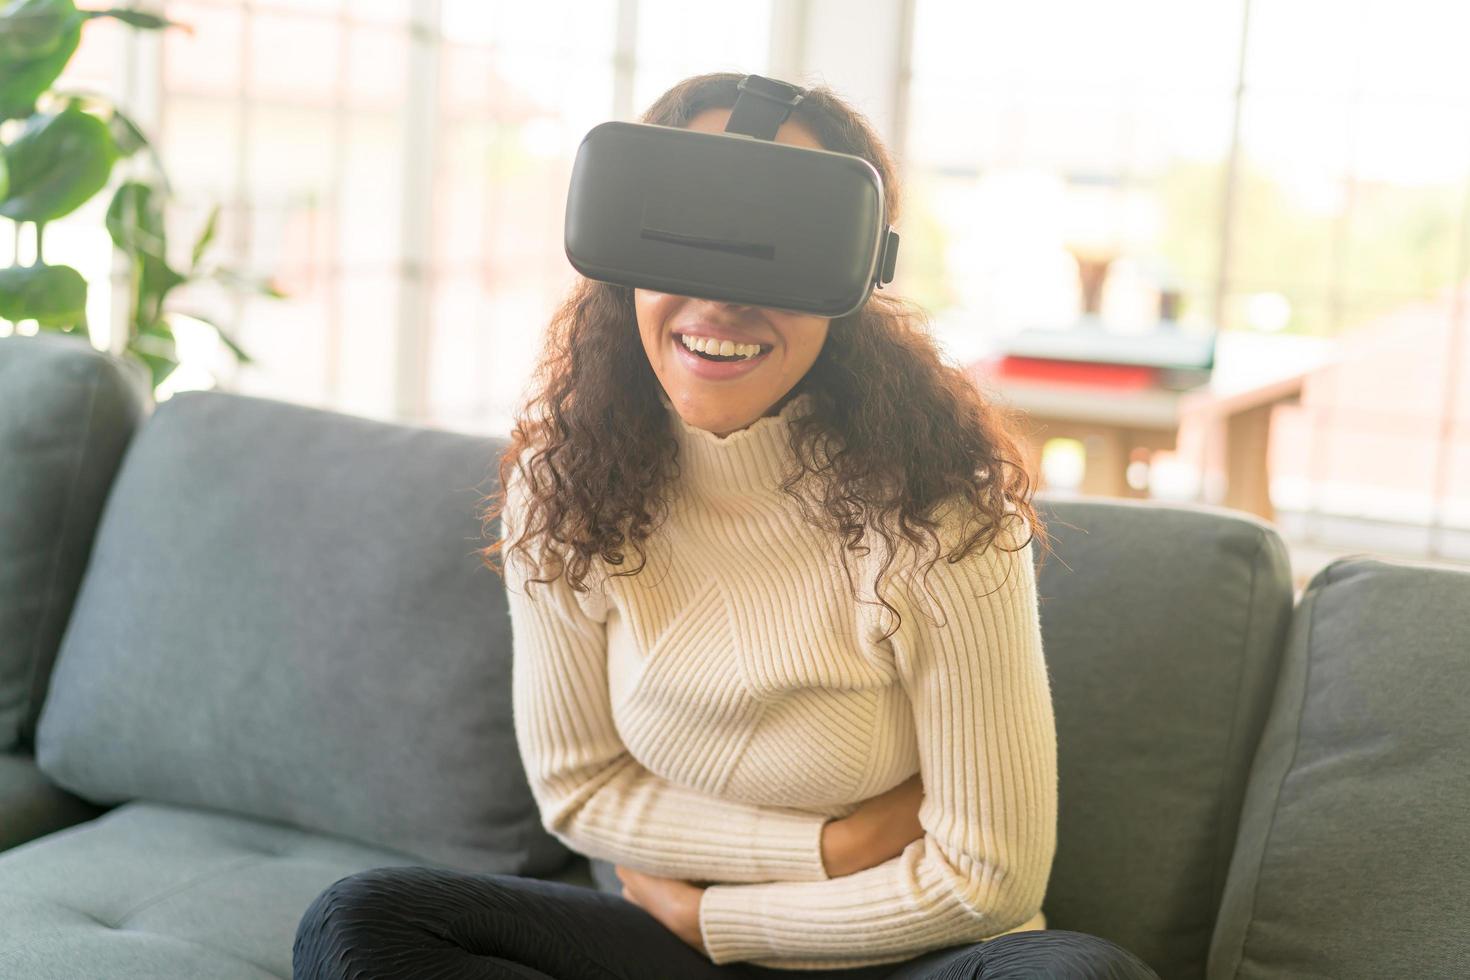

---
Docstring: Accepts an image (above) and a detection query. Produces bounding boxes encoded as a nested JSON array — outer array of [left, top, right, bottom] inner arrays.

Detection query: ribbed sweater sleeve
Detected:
[[501, 464, 833, 883], [697, 515, 1059, 968]]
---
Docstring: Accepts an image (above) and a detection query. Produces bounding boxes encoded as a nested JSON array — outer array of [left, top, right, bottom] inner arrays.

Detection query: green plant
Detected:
[[0, 0, 280, 389]]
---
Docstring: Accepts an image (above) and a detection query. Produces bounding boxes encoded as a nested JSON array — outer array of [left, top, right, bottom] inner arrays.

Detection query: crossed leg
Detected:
[[292, 866, 1159, 980]]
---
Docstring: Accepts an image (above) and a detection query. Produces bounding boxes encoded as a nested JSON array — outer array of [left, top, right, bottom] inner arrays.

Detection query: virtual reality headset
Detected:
[[564, 75, 900, 319]]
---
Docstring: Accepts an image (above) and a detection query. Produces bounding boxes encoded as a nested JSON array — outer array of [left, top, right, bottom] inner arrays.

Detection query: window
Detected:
[[902, 0, 1241, 357], [119, 0, 772, 433], [15, 0, 1464, 561], [904, 0, 1470, 558]]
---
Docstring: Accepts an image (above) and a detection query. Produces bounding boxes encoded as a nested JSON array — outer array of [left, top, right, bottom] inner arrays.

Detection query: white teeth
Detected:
[[679, 333, 765, 359]]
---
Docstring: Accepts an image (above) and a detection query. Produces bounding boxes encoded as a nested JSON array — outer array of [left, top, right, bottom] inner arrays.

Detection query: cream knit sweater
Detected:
[[500, 389, 1058, 970]]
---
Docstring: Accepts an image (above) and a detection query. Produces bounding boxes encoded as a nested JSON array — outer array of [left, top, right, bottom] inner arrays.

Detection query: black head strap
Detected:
[[724, 74, 805, 141]]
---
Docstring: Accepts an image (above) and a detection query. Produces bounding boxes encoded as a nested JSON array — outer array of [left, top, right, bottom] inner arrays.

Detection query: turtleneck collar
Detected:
[[656, 387, 815, 500]]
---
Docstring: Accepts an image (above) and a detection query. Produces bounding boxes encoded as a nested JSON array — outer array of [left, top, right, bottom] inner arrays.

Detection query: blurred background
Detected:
[[4, 0, 1468, 587]]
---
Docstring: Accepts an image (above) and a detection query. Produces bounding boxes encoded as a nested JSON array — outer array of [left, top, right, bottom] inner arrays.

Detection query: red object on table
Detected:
[[983, 355, 1159, 390]]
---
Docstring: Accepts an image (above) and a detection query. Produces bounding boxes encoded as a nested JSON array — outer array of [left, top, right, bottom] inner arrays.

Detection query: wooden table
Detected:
[[963, 331, 1337, 523]]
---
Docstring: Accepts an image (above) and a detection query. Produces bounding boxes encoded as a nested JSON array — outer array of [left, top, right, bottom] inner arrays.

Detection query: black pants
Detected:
[[292, 866, 1160, 980]]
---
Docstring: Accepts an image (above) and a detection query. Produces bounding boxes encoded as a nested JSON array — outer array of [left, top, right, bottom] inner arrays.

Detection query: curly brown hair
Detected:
[[477, 71, 1049, 642]]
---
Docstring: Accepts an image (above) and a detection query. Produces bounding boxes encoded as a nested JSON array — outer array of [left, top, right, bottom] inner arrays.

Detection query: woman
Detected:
[[293, 73, 1159, 980]]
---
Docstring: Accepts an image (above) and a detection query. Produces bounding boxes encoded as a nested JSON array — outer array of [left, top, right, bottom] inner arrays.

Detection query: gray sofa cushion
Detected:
[[0, 801, 604, 980], [1209, 557, 1470, 979], [34, 390, 570, 876], [0, 801, 428, 979], [0, 335, 150, 750], [0, 748, 109, 852], [1034, 497, 1294, 980]]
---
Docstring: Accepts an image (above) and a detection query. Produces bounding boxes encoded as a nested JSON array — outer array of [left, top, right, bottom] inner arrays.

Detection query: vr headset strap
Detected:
[[725, 74, 805, 141]]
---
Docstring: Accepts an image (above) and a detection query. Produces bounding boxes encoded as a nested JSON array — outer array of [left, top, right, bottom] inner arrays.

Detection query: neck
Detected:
[[658, 389, 814, 501]]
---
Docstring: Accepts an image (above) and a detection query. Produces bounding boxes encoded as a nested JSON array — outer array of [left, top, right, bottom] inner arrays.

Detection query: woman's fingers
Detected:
[[615, 865, 643, 906]]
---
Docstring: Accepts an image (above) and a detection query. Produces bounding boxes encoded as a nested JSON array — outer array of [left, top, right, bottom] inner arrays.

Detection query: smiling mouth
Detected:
[[673, 332, 772, 362]]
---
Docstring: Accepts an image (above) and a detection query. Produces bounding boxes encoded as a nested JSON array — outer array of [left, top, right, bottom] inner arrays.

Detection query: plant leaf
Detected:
[[107, 104, 149, 155], [0, 261, 87, 327], [132, 348, 177, 389], [82, 8, 183, 30], [0, 0, 81, 119], [0, 103, 120, 220], [213, 328, 252, 364], [189, 203, 219, 271], [105, 179, 165, 255], [0, 0, 79, 59], [211, 266, 286, 299], [0, 45, 72, 119], [106, 179, 187, 305], [129, 318, 178, 389], [142, 257, 187, 302]]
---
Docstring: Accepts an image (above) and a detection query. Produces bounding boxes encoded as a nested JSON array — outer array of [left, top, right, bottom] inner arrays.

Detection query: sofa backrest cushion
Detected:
[[0, 335, 150, 751], [1209, 556, 1470, 979], [1034, 497, 1294, 980], [33, 390, 571, 875]]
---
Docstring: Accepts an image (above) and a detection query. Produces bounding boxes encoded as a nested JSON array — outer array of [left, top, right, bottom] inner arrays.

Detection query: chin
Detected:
[[683, 404, 759, 434]]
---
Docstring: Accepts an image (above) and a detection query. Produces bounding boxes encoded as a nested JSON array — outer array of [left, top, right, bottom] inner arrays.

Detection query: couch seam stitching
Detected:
[[1207, 531, 1265, 927], [109, 854, 275, 927], [1235, 555, 1327, 977], [21, 360, 104, 743]]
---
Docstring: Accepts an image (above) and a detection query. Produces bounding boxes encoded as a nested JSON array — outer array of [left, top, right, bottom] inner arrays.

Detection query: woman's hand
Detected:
[[820, 772, 926, 878], [615, 864, 708, 956], [613, 774, 924, 952]]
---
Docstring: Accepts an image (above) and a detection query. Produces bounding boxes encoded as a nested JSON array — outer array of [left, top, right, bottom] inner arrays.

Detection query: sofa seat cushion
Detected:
[[1208, 557, 1470, 979], [33, 390, 568, 876], [0, 749, 109, 852], [0, 801, 450, 979]]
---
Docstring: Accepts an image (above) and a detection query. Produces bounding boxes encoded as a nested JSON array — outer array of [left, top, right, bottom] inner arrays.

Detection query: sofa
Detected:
[[1, 332, 1465, 980]]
